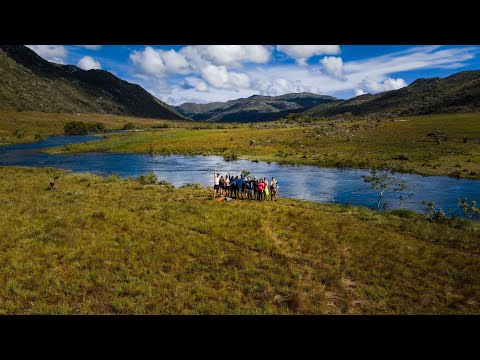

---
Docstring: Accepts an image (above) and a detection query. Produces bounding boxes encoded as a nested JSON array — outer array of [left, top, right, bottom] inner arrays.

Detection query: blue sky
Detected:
[[26, 45, 480, 105]]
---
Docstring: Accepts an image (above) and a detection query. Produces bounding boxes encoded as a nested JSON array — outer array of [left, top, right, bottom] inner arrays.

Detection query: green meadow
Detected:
[[0, 167, 479, 314]]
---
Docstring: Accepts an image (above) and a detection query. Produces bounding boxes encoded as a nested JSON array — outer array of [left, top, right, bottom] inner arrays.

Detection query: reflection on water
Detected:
[[1, 135, 480, 214]]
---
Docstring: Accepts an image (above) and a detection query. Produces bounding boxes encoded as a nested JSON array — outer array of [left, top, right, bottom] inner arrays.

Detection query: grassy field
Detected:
[[0, 110, 217, 146], [1, 166, 479, 314], [45, 113, 480, 179]]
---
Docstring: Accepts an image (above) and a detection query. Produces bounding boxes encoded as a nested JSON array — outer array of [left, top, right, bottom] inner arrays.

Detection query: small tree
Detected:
[[421, 200, 446, 222], [458, 198, 480, 219], [362, 166, 409, 211]]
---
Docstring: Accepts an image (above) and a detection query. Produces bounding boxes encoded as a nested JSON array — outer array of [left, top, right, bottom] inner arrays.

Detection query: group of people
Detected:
[[213, 169, 279, 201]]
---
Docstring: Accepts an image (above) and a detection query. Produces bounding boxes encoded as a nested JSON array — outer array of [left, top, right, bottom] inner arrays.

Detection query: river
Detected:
[[1, 134, 479, 214]]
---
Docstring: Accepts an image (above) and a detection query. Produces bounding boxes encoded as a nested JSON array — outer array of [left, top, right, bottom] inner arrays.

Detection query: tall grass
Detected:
[[0, 166, 479, 314]]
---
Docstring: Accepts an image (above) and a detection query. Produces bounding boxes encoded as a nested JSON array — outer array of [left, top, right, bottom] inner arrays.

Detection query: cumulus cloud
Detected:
[[26, 45, 67, 64], [186, 45, 272, 67], [277, 45, 340, 65], [360, 78, 407, 92], [78, 45, 102, 50], [321, 56, 345, 80], [200, 64, 250, 89], [130, 47, 166, 77], [77, 56, 101, 70], [354, 89, 366, 96]]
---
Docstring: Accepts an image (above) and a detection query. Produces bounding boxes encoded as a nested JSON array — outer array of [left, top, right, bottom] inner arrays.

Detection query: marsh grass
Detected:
[[0, 166, 479, 314]]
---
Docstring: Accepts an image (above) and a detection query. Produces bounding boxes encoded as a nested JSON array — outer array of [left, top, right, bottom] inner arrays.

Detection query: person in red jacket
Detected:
[[257, 179, 264, 201]]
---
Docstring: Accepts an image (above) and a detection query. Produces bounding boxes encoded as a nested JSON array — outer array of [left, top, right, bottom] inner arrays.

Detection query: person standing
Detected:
[[257, 179, 264, 201], [270, 177, 278, 201], [224, 173, 230, 197], [252, 176, 258, 200], [263, 177, 269, 201], [213, 169, 220, 198]]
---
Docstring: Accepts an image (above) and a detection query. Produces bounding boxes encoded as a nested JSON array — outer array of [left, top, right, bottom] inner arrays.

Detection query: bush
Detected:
[[122, 122, 135, 130], [158, 180, 174, 189], [458, 198, 480, 219], [64, 121, 88, 135], [64, 121, 106, 135], [153, 123, 169, 129], [421, 200, 446, 222], [136, 171, 158, 185], [224, 153, 239, 162], [91, 211, 106, 220], [393, 153, 411, 161]]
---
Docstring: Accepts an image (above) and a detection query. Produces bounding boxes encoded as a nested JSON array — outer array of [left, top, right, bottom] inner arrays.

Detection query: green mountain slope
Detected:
[[0, 45, 183, 120], [303, 70, 480, 118]]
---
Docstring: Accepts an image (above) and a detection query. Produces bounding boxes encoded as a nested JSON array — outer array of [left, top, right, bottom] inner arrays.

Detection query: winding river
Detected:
[[1, 134, 479, 214]]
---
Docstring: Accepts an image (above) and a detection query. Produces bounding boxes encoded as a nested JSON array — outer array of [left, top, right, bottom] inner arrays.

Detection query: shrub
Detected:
[[458, 198, 480, 219], [122, 122, 135, 130], [64, 121, 88, 135], [91, 211, 106, 220], [421, 200, 446, 222], [64, 121, 106, 135], [224, 153, 239, 162], [158, 180, 174, 189], [153, 123, 169, 129], [136, 171, 158, 185], [393, 153, 411, 161]]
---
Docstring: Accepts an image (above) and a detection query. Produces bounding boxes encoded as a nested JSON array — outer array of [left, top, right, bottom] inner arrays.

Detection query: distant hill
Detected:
[[303, 70, 480, 118], [175, 93, 337, 122], [0, 45, 183, 120]]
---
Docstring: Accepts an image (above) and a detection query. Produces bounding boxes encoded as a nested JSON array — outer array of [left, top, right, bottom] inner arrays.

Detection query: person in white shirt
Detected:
[[213, 169, 220, 198]]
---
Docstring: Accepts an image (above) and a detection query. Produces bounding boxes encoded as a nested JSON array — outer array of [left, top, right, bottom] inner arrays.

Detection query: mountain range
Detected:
[[175, 93, 337, 122], [303, 70, 480, 118], [0, 45, 182, 120]]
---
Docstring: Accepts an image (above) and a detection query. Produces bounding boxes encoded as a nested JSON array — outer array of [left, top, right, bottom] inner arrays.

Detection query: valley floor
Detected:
[[1, 167, 479, 314], [42, 113, 480, 179]]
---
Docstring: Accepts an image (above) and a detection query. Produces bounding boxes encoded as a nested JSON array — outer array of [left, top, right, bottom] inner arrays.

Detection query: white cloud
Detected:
[[187, 45, 272, 67], [195, 81, 208, 92], [200, 64, 250, 89], [321, 56, 345, 80], [360, 78, 407, 92], [354, 89, 365, 96], [277, 45, 340, 65], [77, 56, 101, 70], [161, 49, 190, 74], [78, 45, 102, 50], [26, 45, 67, 64], [130, 46, 166, 77]]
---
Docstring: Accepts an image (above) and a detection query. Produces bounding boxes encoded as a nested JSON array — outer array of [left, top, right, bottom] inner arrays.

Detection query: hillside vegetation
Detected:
[[304, 70, 480, 117]]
